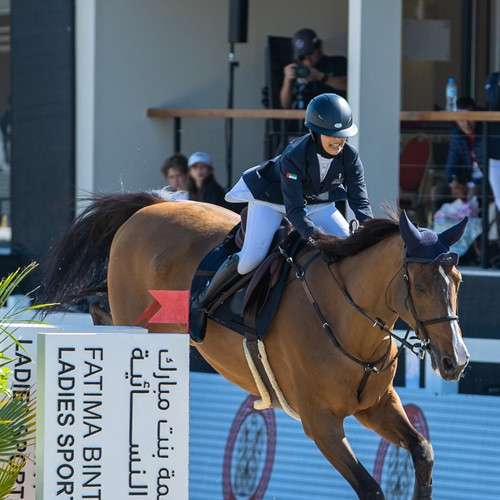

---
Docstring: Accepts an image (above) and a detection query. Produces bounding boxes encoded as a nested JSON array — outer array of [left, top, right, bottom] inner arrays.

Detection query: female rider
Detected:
[[190, 93, 373, 341]]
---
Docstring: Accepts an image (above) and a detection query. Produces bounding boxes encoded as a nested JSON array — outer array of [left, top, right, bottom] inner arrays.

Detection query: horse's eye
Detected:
[[414, 283, 425, 293]]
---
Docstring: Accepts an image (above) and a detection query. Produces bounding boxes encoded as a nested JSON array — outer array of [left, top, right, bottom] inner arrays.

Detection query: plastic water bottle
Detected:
[[445, 78, 457, 111], [471, 162, 483, 182]]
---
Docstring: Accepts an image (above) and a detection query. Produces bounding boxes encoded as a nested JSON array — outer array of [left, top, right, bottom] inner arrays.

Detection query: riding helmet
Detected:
[[304, 93, 358, 137]]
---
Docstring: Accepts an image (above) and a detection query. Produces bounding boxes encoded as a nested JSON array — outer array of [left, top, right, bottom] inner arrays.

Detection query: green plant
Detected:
[[0, 395, 36, 498], [0, 263, 54, 498]]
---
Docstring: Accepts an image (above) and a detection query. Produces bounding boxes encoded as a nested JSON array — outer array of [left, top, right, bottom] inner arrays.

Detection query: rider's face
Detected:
[[320, 135, 347, 156]]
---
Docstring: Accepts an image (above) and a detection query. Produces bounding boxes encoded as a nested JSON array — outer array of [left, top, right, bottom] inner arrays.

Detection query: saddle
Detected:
[[190, 207, 303, 339]]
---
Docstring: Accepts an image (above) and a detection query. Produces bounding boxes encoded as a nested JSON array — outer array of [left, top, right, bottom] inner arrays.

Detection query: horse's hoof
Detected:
[[415, 483, 432, 499]]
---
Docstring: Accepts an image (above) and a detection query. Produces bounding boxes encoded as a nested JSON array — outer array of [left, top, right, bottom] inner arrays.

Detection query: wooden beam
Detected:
[[147, 107, 500, 122]]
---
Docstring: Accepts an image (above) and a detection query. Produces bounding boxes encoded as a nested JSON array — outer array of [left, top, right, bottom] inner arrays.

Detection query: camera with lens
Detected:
[[295, 65, 311, 78]]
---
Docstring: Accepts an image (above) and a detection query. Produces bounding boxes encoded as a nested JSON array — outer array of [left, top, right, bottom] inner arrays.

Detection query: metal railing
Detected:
[[147, 107, 500, 268]]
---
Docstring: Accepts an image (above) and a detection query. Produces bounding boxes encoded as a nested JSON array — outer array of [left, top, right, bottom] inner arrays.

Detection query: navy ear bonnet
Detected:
[[399, 210, 468, 265]]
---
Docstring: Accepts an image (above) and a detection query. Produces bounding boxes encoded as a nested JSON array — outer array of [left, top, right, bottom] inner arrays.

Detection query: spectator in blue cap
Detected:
[[187, 151, 228, 208]]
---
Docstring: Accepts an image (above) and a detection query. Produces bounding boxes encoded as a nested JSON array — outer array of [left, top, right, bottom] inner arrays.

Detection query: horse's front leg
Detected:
[[355, 388, 433, 500], [302, 409, 384, 499]]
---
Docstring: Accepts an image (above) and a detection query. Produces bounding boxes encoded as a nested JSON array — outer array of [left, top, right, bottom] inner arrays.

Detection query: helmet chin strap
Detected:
[[310, 131, 335, 159]]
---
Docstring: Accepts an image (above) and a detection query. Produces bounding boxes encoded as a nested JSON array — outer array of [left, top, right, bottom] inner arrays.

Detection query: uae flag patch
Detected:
[[286, 172, 298, 180]]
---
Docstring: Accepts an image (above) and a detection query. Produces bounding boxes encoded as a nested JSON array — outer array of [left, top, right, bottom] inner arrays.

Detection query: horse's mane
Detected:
[[313, 211, 400, 261]]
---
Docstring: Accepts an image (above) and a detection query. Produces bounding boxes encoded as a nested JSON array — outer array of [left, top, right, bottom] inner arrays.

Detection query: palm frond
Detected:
[[0, 456, 27, 499], [0, 393, 36, 463], [0, 263, 52, 496], [0, 263, 55, 359]]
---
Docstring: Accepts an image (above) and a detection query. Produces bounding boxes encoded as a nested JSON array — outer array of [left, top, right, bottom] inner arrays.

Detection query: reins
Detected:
[[278, 244, 459, 399], [280, 246, 396, 398]]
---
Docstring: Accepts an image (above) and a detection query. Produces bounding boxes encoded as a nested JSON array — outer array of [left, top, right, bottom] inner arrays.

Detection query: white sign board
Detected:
[[35, 330, 189, 500], [5, 324, 150, 498], [6, 323, 54, 499], [3, 324, 177, 499]]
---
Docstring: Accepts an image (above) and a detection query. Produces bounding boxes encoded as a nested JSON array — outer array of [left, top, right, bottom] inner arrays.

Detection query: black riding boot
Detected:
[[189, 254, 241, 343]]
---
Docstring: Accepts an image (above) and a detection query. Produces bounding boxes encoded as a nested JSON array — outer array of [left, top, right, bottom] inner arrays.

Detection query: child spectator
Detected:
[[161, 153, 189, 200]]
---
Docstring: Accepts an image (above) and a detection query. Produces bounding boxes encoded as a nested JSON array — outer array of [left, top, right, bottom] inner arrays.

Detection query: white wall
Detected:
[[75, 0, 96, 197], [348, 0, 401, 217], [491, 0, 500, 71], [84, 0, 349, 192]]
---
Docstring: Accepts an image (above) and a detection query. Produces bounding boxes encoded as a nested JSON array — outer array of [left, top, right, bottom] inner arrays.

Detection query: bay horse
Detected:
[[37, 191, 469, 499]]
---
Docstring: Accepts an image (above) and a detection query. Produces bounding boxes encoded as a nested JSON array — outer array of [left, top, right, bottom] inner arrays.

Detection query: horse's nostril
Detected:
[[442, 356, 455, 372]]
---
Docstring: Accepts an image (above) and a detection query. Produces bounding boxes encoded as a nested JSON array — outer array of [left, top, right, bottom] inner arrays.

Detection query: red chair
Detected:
[[399, 134, 433, 225]]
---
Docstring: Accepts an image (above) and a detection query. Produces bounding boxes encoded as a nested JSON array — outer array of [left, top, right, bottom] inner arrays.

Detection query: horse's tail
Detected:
[[36, 190, 168, 314]]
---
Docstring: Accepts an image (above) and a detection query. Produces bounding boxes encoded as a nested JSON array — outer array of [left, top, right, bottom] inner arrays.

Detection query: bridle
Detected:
[[278, 245, 460, 398], [401, 256, 459, 347]]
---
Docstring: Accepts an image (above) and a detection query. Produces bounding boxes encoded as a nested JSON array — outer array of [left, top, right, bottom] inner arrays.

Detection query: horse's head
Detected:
[[397, 211, 470, 381]]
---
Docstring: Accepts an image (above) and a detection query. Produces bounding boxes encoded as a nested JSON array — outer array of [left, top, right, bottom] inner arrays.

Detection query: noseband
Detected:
[[279, 246, 460, 398]]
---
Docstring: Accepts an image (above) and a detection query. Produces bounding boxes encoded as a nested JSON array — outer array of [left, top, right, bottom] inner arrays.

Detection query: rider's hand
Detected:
[[308, 228, 326, 245]]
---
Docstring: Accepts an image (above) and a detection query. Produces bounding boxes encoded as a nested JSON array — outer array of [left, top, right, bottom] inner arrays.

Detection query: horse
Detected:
[[37, 191, 470, 499]]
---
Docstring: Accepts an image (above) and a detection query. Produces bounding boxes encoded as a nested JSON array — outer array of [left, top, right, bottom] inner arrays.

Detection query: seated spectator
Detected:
[[187, 152, 228, 208], [161, 153, 189, 200], [432, 178, 482, 263], [431, 96, 483, 214], [279, 28, 347, 110]]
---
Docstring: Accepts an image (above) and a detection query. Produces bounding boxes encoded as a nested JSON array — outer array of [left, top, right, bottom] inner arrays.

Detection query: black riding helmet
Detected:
[[304, 93, 358, 138]]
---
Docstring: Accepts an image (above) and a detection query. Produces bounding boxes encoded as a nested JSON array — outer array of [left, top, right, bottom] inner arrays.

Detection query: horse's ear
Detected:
[[439, 216, 468, 247], [399, 210, 422, 247]]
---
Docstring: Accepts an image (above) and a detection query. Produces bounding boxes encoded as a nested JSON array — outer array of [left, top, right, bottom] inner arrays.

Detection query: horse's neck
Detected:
[[340, 234, 403, 302], [335, 235, 404, 332]]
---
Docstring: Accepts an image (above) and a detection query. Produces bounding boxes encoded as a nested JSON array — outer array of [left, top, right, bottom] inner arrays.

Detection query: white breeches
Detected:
[[489, 159, 500, 211], [226, 176, 349, 274]]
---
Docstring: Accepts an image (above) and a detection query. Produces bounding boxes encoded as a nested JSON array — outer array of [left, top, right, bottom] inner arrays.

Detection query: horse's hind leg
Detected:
[[355, 388, 433, 499], [302, 410, 384, 498]]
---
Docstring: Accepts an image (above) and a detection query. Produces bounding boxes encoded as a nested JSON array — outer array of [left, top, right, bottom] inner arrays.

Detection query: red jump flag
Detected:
[[148, 290, 190, 331]]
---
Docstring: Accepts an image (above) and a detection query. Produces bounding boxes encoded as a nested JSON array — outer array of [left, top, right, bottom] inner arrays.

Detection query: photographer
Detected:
[[279, 28, 347, 110]]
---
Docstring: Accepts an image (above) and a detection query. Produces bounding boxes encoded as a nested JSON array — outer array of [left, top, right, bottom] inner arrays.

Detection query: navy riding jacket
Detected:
[[242, 134, 373, 238]]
